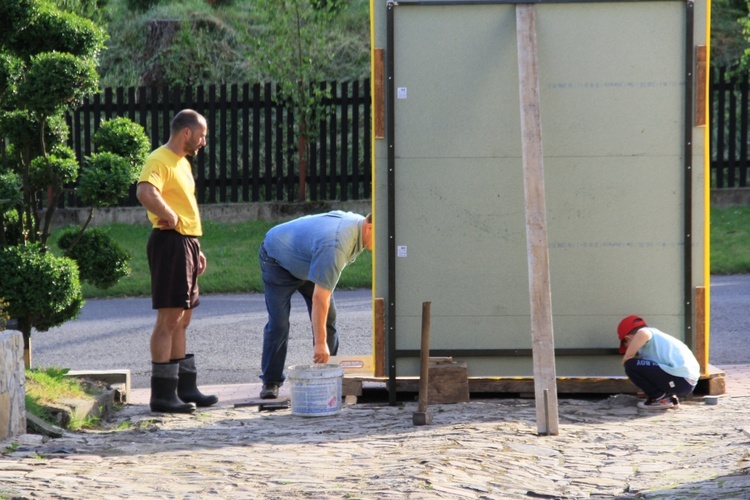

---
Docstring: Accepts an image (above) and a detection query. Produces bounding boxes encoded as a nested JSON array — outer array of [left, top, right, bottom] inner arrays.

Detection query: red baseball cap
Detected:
[[617, 315, 647, 354]]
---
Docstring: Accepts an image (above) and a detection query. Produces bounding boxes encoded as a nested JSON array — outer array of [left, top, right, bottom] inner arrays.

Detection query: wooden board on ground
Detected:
[[234, 397, 290, 409]]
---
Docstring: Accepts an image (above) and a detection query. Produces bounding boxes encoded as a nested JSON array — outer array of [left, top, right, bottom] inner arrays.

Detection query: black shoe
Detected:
[[260, 383, 280, 399], [669, 395, 680, 406]]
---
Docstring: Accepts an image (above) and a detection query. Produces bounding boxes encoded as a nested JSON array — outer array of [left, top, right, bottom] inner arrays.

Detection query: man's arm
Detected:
[[136, 182, 179, 230], [311, 284, 333, 364], [622, 329, 651, 364]]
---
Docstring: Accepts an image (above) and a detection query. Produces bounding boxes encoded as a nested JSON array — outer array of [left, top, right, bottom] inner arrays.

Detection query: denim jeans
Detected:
[[624, 358, 695, 399], [259, 244, 339, 384]]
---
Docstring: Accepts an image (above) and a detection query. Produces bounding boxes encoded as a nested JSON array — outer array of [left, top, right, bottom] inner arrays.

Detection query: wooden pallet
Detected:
[[342, 364, 726, 398]]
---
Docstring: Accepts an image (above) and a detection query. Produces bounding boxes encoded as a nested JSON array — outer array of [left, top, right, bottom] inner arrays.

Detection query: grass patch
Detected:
[[711, 206, 750, 275], [25, 367, 103, 430], [43, 205, 744, 301], [49, 220, 373, 299]]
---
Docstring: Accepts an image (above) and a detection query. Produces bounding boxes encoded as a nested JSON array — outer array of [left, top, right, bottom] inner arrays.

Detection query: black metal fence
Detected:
[[3, 68, 750, 201], [64, 79, 371, 206], [712, 66, 749, 188]]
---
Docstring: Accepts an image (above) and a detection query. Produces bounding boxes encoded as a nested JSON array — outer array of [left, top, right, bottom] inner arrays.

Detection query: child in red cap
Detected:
[[618, 315, 700, 410]]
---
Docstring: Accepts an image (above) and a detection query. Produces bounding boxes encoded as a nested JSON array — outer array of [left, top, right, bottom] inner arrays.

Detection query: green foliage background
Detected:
[[86, 0, 371, 89]]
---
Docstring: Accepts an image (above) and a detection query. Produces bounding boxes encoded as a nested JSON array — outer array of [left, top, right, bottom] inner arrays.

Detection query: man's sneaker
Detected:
[[260, 383, 280, 399], [637, 396, 675, 410], [669, 395, 680, 407]]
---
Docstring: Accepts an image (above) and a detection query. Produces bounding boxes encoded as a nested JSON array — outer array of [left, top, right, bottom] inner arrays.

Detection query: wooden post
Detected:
[[374, 48, 385, 139], [516, 4, 559, 436], [695, 286, 707, 376], [374, 298, 386, 377], [413, 302, 432, 426]]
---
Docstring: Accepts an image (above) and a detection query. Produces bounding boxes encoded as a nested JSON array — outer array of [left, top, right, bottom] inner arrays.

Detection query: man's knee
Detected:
[[154, 308, 186, 333]]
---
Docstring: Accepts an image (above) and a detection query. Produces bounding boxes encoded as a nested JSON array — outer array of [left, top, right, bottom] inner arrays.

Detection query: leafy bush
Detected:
[[18, 51, 98, 116], [8, 5, 107, 60], [0, 0, 38, 47], [92, 117, 150, 170], [0, 244, 83, 336], [28, 146, 78, 191], [0, 298, 8, 331], [57, 227, 131, 289], [77, 152, 136, 207]]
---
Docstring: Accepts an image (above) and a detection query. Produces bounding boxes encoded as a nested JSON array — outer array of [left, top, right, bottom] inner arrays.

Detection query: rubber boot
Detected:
[[150, 361, 196, 413], [175, 354, 219, 407]]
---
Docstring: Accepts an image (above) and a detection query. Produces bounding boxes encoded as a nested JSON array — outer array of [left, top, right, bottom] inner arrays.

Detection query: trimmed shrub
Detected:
[[0, 244, 83, 336], [57, 228, 131, 290]]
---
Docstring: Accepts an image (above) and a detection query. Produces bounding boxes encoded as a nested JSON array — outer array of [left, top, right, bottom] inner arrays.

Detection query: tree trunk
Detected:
[[19, 318, 32, 369]]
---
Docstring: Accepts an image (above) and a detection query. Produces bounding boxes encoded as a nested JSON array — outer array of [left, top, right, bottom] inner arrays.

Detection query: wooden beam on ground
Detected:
[[516, 4, 559, 436]]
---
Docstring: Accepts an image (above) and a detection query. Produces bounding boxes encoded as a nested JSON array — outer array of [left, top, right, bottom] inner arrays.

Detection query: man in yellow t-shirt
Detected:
[[136, 109, 217, 413]]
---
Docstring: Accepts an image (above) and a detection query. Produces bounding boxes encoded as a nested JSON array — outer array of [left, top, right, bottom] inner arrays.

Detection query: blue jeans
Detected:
[[259, 244, 339, 384], [624, 358, 695, 399]]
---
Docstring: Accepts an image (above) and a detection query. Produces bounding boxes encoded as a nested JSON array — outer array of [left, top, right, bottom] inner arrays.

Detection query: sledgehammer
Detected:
[[413, 301, 432, 426]]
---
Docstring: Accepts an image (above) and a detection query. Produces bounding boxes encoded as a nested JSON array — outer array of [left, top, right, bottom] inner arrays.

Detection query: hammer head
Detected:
[[412, 411, 432, 426]]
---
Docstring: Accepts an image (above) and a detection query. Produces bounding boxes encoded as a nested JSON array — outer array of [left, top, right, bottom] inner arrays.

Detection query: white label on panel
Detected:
[[397, 246, 407, 257], [397, 87, 407, 99]]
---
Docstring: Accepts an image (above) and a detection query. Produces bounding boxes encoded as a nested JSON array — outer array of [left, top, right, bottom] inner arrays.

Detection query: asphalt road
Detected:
[[31, 275, 750, 389], [32, 289, 374, 389]]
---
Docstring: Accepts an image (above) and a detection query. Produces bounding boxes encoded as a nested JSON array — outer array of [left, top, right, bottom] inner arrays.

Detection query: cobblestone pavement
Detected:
[[1, 366, 749, 499]]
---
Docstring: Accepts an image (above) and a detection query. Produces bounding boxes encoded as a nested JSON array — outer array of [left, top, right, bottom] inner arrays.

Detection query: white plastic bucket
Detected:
[[288, 364, 344, 417]]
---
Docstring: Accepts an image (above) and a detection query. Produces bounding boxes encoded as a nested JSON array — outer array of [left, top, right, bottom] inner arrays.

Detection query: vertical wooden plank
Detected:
[[196, 85, 206, 204], [230, 83, 239, 202], [274, 85, 283, 201], [287, 101, 296, 202], [161, 85, 170, 143], [374, 298, 386, 378], [104, 87, 113, 121], [242, 83, 250, 202], [263, 83, 273, 201], [252, 83, 261, 202], [208, 84, 218, 203], [695, 46, 706, 127], [516, 4, 559, 436], [329, 83, 338, 199], [374, 48, 385, 139], [219, 84, 228, 202], [352, 80, 361, 200], [695, 286, 707, 375], [363, 77, 372, 199], [340, 82, 350, 201], [319, 82, 329, 199]]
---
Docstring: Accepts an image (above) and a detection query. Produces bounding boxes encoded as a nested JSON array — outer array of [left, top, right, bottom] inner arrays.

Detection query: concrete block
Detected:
[[66, 369, 131, 403]]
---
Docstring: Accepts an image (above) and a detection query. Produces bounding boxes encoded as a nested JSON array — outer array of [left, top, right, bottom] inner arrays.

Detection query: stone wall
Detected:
[[711, 188, 750, 208], [46, 200, 373, 231], [0, 330, 26, 441]]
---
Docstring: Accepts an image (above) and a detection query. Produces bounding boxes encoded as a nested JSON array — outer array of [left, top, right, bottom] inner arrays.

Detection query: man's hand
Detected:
[[313, 343, 330, 364], [198, 251, 207, 276], [156, 214, 179, 230]]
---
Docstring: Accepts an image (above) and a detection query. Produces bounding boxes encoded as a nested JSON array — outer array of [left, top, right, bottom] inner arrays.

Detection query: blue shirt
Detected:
[[263, 211, 366, 291], [638, 328, 700, 384]]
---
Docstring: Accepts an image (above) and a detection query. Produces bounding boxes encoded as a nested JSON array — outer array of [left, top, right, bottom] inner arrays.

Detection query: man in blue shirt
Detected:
[[258, 211, 373, 399]]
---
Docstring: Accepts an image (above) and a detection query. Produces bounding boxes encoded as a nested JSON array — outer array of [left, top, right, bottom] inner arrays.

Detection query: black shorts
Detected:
[[146, 229, 201, 310]]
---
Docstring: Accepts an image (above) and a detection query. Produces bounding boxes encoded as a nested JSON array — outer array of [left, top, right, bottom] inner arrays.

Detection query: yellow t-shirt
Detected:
[[138, 146, 202, 237]]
